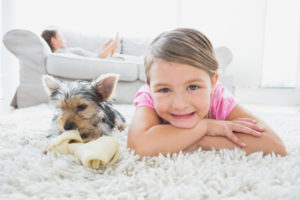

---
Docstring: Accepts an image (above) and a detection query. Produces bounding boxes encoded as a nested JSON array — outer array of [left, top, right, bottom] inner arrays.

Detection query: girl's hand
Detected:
[[205, 118, 264, 147]]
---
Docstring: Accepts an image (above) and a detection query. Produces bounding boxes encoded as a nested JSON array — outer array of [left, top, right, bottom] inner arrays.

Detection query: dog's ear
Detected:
[[92, 73, 119, 101], [42, 75, 60, 96]]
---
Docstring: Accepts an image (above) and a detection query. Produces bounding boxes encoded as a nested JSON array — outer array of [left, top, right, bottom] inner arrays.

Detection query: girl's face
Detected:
[[149, 60, 218, 129]]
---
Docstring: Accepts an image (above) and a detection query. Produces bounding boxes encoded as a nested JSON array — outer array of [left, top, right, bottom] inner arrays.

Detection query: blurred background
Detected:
[[1, 0, 300, 106]]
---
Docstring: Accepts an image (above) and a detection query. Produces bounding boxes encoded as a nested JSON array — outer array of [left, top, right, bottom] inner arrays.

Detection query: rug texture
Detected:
[[0, 103, 300, 200]]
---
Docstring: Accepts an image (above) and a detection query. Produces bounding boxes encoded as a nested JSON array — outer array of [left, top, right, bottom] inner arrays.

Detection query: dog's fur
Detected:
[[43, 73, 126, 142]]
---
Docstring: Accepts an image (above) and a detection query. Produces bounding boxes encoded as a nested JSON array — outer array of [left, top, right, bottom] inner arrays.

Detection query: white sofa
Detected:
[[3, 29, 234, 108]]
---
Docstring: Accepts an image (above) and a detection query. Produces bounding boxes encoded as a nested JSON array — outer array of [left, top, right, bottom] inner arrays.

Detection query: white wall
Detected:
[[179, 0, 267, 87], [13, 0, 178, 37], [1, 0, 178, 105], [1, 0, 19, 103], [0, 0, 2, 99], [298, 20, 300, 89], [1, 0, 299, 105], [3, 0, 268, 89], [262, 0, 300, 88]]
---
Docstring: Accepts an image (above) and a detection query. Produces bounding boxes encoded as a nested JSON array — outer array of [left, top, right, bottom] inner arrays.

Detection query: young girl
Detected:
[[127, 28, 286, 157]]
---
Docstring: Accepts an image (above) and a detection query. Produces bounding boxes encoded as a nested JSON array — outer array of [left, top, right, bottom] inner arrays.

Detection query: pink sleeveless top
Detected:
[[133, 83, 237, 120]]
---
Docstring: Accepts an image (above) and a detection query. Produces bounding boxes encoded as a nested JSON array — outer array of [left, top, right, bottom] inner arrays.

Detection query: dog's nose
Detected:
[[64, 122, 77, 130]]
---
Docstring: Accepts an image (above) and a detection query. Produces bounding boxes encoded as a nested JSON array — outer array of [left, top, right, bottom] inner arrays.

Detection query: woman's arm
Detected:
[[185, 105, 287, 156]]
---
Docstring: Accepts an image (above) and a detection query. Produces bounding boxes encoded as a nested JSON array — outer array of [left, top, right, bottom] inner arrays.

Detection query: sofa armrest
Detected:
[[215, 46, 233, 73], [121, 37, 151, 56], [46, 53, 140, 81], [3, 29, 51, 74], [3, 29, 52, 108]]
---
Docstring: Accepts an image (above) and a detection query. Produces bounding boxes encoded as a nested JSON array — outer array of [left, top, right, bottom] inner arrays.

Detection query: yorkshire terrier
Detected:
[[42, 73, 126, 143]]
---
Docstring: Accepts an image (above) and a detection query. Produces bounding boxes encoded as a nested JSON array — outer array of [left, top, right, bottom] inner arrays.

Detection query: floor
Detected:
[[0, 99, 15, 114], [1, 101, 300, 199]]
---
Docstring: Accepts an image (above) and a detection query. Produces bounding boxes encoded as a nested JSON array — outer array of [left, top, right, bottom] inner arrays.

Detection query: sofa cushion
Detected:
[[138, 63, 146, 82], [61, 29, 121, 54], [46, 53, 139, 81], [121, 37, 151, 56]]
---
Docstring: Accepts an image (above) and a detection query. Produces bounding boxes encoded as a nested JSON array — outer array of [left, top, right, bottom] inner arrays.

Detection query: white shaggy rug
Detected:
[[1, 103, 300, 200]]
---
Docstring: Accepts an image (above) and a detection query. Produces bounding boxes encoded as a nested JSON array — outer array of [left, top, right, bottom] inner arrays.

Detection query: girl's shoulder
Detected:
[[209, 82, 238, 120], [134, 84, 155, 109]]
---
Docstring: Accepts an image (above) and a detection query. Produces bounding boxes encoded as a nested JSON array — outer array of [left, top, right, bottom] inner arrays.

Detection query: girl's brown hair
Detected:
[[145, 28, 219, 83]]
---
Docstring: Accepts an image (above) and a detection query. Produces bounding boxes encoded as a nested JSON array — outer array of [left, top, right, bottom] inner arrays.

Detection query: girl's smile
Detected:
[[170, 112, 196, 120], [149, 60, 218, 129]]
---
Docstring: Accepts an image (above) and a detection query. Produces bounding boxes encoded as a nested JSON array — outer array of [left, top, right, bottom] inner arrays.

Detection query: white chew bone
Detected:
[[46, 130, 119, 168]]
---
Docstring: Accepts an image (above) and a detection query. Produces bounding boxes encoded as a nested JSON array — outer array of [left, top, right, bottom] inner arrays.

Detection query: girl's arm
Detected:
[[185, 105, 287, 156], [127, 106, 262, 157], [127, 107, 207, 157]]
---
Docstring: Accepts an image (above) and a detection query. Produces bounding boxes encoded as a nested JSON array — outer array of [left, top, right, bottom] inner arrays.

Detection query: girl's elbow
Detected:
[[273, 142, 286, 156], [264, 145, 286, 157], [127, 138, 138, 154], [127, 143, 150, 157], [127, 128, 156, 157], [245, 133, 286, 156], [127, 138, 149, 157], [264, 137, 287, 156]]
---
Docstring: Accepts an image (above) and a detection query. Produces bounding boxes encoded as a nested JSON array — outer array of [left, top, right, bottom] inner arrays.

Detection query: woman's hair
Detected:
[[41, 29, 58, 52], [145, 28, 219, 83]]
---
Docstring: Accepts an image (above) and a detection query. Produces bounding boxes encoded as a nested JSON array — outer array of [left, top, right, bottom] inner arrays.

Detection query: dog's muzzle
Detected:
[[64, 122, 77, 130]]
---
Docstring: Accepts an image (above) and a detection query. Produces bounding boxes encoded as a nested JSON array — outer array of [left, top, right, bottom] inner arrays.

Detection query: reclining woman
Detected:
[[41, 29, 119, 59]]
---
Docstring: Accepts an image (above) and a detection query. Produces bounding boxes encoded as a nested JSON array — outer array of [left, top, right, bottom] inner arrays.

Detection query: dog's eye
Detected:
[[77, 104, 87, 112]]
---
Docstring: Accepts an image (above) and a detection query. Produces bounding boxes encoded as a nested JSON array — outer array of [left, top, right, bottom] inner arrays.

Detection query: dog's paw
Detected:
[[118, 122, 127, 131]]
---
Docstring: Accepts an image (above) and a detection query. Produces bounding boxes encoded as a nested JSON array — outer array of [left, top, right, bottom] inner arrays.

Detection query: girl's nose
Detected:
[[172, 93, 189, 110]]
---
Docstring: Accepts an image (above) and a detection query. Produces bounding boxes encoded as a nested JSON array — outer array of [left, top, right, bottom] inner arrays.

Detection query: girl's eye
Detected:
[[158, 88, 171, 93], [187, 85, 200, 91], [77, 104, 87, 112]]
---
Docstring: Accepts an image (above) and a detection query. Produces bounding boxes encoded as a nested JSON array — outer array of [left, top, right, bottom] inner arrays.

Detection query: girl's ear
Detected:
[[211, 73, 219, 90]]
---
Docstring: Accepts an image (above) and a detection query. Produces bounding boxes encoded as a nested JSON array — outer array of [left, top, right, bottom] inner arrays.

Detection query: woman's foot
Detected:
[[99, 33, 119, 58]]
